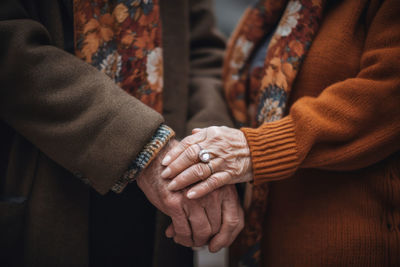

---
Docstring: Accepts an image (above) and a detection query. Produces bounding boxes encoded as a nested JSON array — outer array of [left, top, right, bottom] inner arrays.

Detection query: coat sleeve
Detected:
[[241, 0, 400, 184], [0, 1, 164, 194], [185, 0, 234, 134]]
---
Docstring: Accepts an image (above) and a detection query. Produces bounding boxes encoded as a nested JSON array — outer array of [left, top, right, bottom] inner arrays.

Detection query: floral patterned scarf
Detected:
[[73, 0, 163, 113], [223, 0, 325, 266]]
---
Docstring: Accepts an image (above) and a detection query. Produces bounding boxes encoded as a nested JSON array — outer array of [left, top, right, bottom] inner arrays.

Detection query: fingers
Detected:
[[203, 196, 222, 236], [161, 130, 206, 167], [186, 172, 231, 199], [167, 158, 224, 191], [167, 190, 223, 248], [208, 192, 244, 253], [185, 202, 213, 247], [167, 162, 210, 191], [165, 223, 175, 238], [161, 142, 204, 180], [169, 201, 215, 248], [171, 213, 193, 247]]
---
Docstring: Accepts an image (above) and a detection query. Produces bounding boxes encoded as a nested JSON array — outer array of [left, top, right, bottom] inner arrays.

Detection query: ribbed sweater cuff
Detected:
[[240, 116, 299, 185]]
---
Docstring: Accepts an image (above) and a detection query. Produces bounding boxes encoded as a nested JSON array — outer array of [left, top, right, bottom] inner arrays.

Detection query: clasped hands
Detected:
[[136, 126, 253, 252]]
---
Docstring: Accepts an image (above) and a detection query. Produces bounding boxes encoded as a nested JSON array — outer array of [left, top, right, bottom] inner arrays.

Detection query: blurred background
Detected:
[[214, 0, 255, 36], [194, 0, 254, 266]]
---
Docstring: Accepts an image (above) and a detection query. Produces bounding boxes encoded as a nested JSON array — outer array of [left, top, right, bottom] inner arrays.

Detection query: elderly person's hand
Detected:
[[137, 139, 218, 247], [161, 126, 253, 199], [165, 184, 244, 253], [137, 139, 244, 249]]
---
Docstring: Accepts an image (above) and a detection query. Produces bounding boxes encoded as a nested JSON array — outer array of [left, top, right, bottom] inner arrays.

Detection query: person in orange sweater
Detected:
[[160, 0, 400, 266]]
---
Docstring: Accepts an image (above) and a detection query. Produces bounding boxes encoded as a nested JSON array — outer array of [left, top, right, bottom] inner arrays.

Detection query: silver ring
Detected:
[[198, 149, 211, 163], [207, 162, 214, 175], [197, 144, 211, 163]]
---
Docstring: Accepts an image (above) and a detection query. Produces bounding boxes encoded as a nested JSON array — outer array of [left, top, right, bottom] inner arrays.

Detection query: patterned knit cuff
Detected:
[[111, 124, 175, 193], [240, 116, 299, 185]]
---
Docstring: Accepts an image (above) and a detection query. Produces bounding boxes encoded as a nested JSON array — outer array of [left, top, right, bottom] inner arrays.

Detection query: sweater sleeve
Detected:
[[0, 1, 164, 195], [241, 0, 400, 185]]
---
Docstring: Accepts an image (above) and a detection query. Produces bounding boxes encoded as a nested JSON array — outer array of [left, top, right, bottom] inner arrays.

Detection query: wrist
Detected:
[[136, 138, 179, 187], [238, 130, 253, 182], [112, 124, 175, 193]]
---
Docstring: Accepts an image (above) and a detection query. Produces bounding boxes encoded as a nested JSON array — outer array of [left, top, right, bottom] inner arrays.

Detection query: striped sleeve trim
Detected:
[[111, 124, 175, 193]]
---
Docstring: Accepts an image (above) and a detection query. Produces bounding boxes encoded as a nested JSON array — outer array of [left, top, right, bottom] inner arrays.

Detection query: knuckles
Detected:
[[164, 196, 182, 212], [174, 236, 192, 247], [205, 176, 220, 191], [194, 227, 212, 241], [185, 145, 198, 161], [193, 164, 205, 178], [174, 229, 192, 239], [226, 215, 241, 228]]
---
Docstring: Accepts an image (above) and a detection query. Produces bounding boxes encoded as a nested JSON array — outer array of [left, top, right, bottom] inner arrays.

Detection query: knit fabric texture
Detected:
[[223, 0, 324, 265], [111, 124, 175, 193], [227, 0, 400, 266]]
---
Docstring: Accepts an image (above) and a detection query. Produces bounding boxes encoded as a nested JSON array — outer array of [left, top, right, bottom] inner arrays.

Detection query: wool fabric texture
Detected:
[[0, 0, 232, 265], [224, 0, 324, 265], [73, 0, 173, 192], [225, 0, 400, 266]]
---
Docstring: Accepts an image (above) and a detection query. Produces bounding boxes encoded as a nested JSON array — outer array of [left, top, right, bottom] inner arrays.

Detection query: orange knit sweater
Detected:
[[240, 0, 400, 265]]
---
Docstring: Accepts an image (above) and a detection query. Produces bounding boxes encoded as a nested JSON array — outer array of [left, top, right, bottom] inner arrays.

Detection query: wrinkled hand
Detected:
[[165, 184, 244, 252], [161, 126, 253, 199], [137, 139, 243, 250]]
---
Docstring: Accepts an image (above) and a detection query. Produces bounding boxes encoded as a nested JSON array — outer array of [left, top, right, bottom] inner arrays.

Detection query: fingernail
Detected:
[[161, 168, 171, 178], [161, 155, 171, 166], [167, 180, 177, 191], [210, 247, 220, 253], [187, 191, 196, 199]]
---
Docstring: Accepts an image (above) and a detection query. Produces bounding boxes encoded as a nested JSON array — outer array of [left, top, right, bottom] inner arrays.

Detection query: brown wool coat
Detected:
[[0, 0, 232, 266], [237, 0, 400, 266]]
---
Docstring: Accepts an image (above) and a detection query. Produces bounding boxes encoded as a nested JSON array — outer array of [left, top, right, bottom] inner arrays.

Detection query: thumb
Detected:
[[165, 223, 175, 238]]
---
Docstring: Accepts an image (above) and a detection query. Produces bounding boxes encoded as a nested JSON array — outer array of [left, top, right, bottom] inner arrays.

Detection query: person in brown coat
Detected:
[[0, 0, 244, 266], [162, 0, 400, 266]]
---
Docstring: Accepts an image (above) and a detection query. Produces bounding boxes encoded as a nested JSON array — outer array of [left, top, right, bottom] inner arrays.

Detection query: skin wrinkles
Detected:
[[161, 126, 254, 199], [137, 139, 244, 252]]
